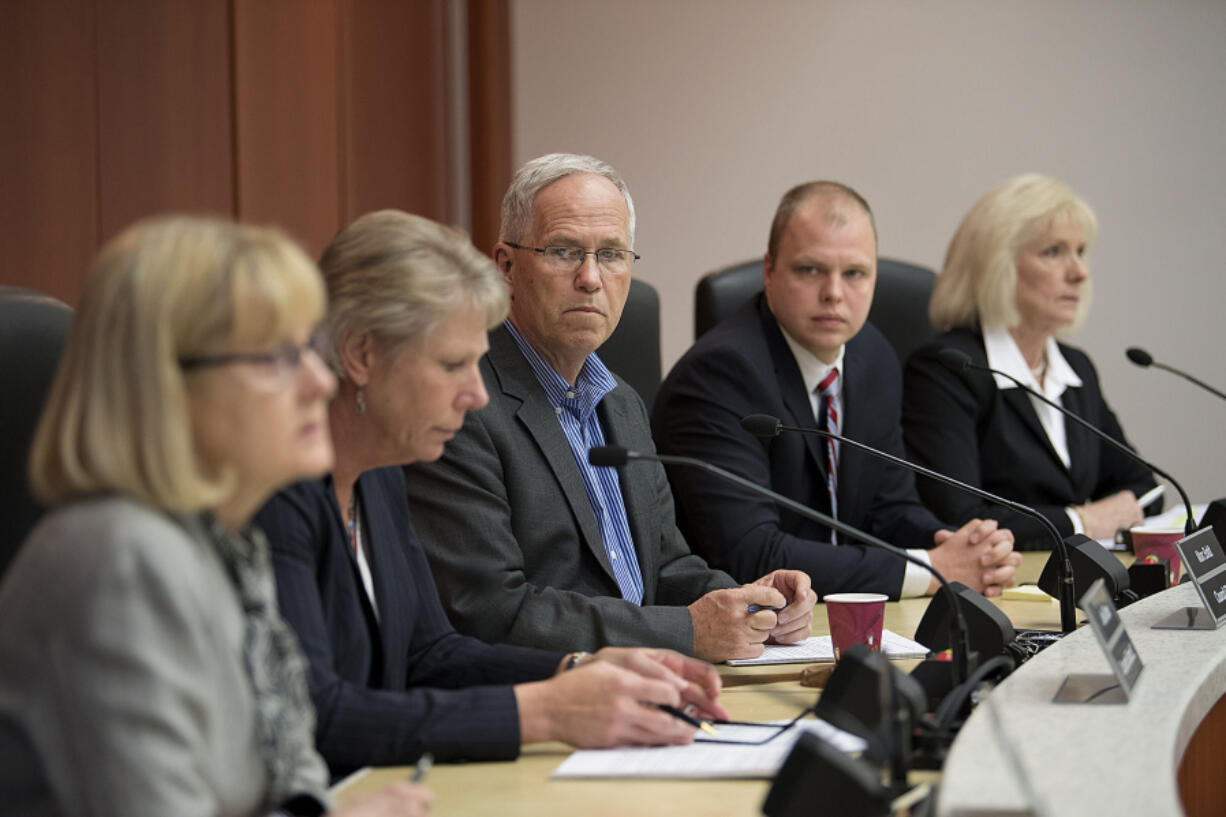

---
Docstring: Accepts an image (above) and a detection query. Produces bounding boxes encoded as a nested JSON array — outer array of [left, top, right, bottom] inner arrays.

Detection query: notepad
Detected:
[[1001, 584, 1053, 602], [725, 629, 928, 666], [551, 718, 866, 779]]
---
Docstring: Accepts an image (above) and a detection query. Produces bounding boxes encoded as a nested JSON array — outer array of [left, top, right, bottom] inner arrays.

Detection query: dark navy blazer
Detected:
[[652, 295, 946, 599], [256, 467, 563, 778]]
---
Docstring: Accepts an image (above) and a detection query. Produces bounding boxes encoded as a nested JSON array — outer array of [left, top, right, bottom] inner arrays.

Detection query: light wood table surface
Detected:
[[333, 552, 1081, 816]]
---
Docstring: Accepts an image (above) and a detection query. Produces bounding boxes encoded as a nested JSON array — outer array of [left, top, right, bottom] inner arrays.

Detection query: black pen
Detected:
[[656, 703, 719, 736], [746, 604, 785, 614], [410, 752, 433, 783]]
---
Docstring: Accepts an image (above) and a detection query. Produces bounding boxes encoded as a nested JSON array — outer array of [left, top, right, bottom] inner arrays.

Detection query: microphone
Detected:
[[587, 445, 975, 686], [938, 348, 1196, 536], [741, 414, 1078, 635], [1126, 346, 1226, 402]]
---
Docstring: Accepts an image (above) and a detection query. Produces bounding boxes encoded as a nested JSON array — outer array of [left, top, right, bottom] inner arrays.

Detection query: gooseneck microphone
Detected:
[[587, 445, 975, 686], [740, 414, 1078, 635], [938, 347, 1196, 536], [1126, 346, 1226, 402]]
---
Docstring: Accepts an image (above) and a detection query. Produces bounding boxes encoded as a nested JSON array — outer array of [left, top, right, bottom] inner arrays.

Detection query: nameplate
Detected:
[[1080, 578, 1143, 697], [1177, 527, 1226, 626]]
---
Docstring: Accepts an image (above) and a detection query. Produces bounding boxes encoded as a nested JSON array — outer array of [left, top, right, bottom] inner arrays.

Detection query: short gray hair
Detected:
[[499, 153, 636, 246], [930, 174, 1098, 332], [318, 210, 509, 378]]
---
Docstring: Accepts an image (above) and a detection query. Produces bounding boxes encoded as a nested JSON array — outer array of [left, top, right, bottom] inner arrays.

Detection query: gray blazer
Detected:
[[0, 498, 328, 817], [404, 324, 737, 655]]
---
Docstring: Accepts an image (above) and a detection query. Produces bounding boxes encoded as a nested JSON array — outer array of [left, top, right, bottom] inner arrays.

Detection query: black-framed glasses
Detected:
[[505, 241, 640, 275], [179, 328, 329, 384], [693, 705, 815, 746]]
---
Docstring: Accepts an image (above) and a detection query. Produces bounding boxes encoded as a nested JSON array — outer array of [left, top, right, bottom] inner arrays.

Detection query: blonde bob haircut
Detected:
[[30, 215, 325, 512], [318, 209, 509, 378], [929, 174, 1098, 332]]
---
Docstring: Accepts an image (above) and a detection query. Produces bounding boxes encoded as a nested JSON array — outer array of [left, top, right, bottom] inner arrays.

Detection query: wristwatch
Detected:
[[563, 651, 592, 670]]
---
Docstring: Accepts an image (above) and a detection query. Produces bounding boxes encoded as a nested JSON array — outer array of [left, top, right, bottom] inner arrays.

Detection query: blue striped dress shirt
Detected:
[[505, 320, 645, 604]]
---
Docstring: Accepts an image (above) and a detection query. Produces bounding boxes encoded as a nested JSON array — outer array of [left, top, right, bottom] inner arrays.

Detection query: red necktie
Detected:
[[817, 367, 841, 544]]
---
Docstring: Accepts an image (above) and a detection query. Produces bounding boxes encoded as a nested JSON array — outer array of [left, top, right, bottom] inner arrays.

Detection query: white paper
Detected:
[[551, 719, 867, 779], [725, 629, 928, 666]]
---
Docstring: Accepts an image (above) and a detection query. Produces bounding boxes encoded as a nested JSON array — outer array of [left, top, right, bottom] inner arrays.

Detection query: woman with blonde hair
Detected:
[[902, 175, 1159, 549], [0, 216, 430, 816], [256, 209, 727, 777]]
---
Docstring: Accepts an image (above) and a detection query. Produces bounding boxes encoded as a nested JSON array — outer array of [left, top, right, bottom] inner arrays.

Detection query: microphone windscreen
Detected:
[[741, 414, 783, 438], [587, 445, 630, 467], [1125, 347, 1153, 367], [935, 348, 973, 373]]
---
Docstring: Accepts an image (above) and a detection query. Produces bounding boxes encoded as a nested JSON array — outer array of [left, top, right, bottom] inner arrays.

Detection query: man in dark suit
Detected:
[[404, 154, 816, 662], [652, 181, 1020, 599]]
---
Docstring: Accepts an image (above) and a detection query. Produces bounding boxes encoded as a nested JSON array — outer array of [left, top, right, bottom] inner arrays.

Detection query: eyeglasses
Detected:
[[505, 242, 640, 275], [179, 328, 330, 385]]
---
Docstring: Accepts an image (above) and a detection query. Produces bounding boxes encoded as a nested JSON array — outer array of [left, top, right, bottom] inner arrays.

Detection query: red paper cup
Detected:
[[825, 592, 887, 662], [1131, 526, 1184, 586]]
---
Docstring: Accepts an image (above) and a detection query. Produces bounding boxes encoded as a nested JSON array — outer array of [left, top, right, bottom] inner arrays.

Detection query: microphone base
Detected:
[[763, 730, 892, 817]]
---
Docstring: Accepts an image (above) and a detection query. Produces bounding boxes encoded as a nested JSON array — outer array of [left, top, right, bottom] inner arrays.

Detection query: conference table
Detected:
[[333, 553, 1221, 816]]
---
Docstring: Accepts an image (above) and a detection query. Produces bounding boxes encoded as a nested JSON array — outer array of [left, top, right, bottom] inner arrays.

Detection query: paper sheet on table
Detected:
[[725, 629, 928, 666], [1096, 503, 1207, 551], [551, 719, 866, 779]]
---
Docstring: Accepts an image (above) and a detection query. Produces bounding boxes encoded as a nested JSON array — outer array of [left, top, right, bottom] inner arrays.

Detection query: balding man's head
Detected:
[[767, 181, 877, 259]]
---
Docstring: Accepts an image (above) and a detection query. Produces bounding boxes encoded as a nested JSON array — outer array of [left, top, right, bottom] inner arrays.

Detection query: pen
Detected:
[[1138, 484, 1165, 509], [746, 604, 785, 614], [656, 703, 719, 737], [411, 752, 433, 783]]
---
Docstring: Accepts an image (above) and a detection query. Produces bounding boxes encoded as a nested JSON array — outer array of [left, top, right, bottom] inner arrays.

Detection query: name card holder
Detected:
[[1053, 578, 1142, 704], [1152, 527, 1226, 631]]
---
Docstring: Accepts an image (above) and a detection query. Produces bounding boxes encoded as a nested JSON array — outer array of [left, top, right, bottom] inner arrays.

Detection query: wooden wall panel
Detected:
[[95, 0, 234, 242], [2, 0, 497, 302], [339, 0, 450, 225], [233, 0, 341, 258], [0, 0, 99, 303], [467, 0, 511, 255]]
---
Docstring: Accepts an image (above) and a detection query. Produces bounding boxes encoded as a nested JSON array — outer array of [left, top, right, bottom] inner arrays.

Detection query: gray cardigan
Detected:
[[0, 497, 329, 817]]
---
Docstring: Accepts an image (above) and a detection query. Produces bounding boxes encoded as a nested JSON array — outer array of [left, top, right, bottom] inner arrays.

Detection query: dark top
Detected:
[[651, 295, 946, 599], [902, 328, 1159, 549], [255, 466, 564, 778]]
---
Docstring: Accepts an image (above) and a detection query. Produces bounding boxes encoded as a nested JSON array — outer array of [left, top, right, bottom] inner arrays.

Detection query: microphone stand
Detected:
[[941, 348, 1197, 537], [1127, 347, 1226, 402], [587, 446, 975, 687], [740, 414, 1079, 635]]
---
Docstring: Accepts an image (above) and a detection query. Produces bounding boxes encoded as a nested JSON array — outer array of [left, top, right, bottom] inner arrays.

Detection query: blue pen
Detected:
[[746, 604, 786, 614]]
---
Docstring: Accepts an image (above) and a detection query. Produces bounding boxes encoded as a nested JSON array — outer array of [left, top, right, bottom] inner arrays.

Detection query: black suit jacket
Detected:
[[902, 328, 1159, 549], [255, 467, 563, 779], [652, 295, 945, 599]]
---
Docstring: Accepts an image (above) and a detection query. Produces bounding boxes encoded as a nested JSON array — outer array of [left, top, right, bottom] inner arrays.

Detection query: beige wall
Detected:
[[510, 0, 1226, 504]]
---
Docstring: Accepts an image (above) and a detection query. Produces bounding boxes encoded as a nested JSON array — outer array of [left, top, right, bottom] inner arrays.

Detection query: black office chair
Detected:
[[0, 287, 73, 577], [693, 257, 938, 365], [597, 277, 662, 411]]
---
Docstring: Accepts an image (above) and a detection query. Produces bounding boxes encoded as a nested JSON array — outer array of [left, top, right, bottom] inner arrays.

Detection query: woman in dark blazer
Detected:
[[0, 217, 429, 816], [903, 175, 1159, 549], [256, 210, 727, 778]]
